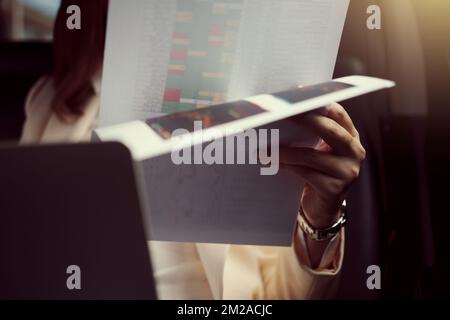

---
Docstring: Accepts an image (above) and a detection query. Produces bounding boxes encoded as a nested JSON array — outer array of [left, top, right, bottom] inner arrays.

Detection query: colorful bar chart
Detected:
[[162, 0, 244, 114]]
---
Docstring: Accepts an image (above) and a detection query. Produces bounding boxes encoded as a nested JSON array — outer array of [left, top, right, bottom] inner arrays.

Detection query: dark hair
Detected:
[[51, 0, 108, 120]]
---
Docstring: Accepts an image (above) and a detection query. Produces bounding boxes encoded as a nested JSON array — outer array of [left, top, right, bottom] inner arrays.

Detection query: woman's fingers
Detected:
[[301, 114, 363, 158], [289, 103, 358, 138], [283, 164, 349, 199], [280, 147, 360, 180], [287, 103, 365, 159], [325, 102, 359, 138], [281, 103, 366, 200]]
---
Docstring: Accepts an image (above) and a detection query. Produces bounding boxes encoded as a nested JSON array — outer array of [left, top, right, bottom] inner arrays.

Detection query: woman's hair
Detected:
[[51, 0, 108, 120]]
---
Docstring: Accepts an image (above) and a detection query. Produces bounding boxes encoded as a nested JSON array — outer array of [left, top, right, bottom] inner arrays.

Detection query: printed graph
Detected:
[[162, 0, 244, 114]]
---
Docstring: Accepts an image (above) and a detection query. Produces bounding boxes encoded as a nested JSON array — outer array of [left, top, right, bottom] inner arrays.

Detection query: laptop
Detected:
[[0, 142, 156, 299]]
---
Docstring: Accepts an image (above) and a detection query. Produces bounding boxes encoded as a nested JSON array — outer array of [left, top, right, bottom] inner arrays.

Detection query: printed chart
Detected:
[[162, 0, 244, 113]]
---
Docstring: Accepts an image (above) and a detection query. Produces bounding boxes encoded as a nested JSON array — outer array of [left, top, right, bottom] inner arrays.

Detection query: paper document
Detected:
[[97, 76, 395, 162], [96, 76, 395, 245], [100, 0, 350, 126], [98, 0, 353, 245]]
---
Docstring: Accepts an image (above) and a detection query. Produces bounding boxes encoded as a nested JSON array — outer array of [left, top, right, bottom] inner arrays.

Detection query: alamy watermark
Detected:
[[66, 265, 81, 290], [366, 265, 381, 290], [170, 121, 280, 176], [66, 5, 81, 30], [367, 5, 381, 30], [65, 4, 382, 31]]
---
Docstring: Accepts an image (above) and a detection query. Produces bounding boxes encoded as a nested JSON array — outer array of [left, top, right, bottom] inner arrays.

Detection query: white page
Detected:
[[98, 0, 350, 245], [100, 0, 349, 126], [227, 0, 348, 99]]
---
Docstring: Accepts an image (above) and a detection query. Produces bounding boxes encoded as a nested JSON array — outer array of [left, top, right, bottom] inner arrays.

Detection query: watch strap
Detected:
[[297, 201, 347, 241]]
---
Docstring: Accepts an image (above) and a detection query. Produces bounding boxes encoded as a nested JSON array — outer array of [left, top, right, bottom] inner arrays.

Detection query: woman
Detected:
[[21, 0, 365, 299]]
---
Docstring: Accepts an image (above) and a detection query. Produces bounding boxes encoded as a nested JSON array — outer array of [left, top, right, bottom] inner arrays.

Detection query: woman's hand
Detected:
[[280, 103, 366, 267]]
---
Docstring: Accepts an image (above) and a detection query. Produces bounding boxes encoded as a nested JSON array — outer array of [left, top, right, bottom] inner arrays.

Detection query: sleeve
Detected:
[[222, 227, 344, 300], [19, 76, 49, 144], [23, 76, 48, 117]]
